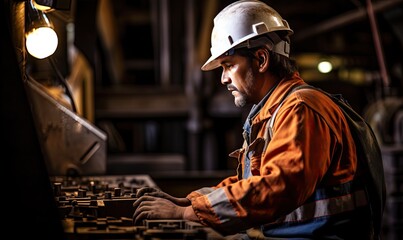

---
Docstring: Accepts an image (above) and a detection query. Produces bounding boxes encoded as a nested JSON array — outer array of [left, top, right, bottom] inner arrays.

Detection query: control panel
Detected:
[[50, 175, 225, 239]]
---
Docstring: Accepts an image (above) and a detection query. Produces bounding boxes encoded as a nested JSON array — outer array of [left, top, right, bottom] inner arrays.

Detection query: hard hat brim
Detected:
[[201, 54, 221, 71]]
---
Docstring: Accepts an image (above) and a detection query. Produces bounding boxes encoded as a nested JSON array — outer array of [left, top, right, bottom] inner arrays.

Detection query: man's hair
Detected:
[[268, 51, 298, 79], [237, 47, 298, 80]]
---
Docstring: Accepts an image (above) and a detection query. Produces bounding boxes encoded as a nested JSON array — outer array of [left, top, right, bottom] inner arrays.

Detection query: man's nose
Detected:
[[221, 71, 230, 85]]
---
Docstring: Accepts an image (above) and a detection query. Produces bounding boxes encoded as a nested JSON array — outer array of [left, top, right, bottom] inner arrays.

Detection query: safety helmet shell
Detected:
[[201, 0, 293, 71]]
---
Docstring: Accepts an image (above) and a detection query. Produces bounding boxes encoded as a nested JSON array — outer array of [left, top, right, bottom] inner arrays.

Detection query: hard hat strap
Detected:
[[234, 33, 290, 58], [272, 40, 290, 57]]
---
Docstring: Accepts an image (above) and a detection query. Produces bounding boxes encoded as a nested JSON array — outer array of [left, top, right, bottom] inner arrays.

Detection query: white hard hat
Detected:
[[201, 0, 293, 71]]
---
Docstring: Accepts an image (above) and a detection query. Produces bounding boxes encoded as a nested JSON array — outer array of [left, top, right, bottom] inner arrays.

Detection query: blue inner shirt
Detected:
[[242, 83, 278, 179]]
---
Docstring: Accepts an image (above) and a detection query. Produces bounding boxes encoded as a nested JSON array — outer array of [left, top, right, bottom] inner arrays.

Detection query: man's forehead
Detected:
[[217, 54, 236, 64], [218, 53, 250, 67]]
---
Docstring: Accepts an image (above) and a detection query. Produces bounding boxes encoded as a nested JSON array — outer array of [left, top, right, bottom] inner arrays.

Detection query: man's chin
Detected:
[[234, 97, 246, 108]]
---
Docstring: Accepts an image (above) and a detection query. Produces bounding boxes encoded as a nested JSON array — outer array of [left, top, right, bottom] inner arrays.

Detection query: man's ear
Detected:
[[256, 48, 269, 72]]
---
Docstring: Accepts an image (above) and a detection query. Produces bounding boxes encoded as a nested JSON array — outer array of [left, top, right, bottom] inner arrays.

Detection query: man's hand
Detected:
[[132, 195, 187, 225], [136, 187, 191, 206]]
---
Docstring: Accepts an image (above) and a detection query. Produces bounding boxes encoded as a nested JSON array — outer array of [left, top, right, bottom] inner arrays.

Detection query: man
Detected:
[[132, 1, 383, 239]]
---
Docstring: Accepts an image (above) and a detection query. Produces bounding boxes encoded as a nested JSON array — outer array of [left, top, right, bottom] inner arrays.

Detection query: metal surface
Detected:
[[26, 76, 107, 176]]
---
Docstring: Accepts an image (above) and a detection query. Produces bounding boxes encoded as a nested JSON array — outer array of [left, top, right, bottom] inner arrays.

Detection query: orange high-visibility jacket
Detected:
[[187, 73, 371, 237]]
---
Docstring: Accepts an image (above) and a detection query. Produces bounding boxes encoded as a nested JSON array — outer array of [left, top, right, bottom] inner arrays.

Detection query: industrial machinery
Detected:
[[50, 174, 225, 239]]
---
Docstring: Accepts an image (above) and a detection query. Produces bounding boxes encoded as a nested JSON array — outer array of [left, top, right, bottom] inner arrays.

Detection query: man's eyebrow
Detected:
[[218, 56, 233, 65]]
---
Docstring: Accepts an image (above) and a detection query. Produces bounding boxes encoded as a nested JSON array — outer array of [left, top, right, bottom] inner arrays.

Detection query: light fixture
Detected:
[[33, 0, 71, 11], [25, 0, 58, 59], [317, 60, 333, 74], [33, 0, 53, 12]]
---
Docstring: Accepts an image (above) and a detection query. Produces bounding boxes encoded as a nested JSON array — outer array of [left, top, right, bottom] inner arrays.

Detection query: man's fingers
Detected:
[[132, 195, 161, 226], [136, 187, 159, 198], [133, 209, 150, 226], [132, 200, 155, 225], [133, 195, 155, 209]]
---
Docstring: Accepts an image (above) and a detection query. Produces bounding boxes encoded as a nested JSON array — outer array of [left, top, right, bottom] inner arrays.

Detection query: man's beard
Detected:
[[234, 68, 254, 108], [235, 93, 247, 107]]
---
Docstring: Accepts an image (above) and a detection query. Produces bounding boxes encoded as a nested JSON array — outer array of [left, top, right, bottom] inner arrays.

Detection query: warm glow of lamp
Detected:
[[25, 0, 58, 59], [26, 27, 58, 59]]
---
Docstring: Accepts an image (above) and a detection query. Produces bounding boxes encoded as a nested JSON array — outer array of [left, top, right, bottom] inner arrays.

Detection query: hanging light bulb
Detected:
[[25, 0, 58, 59]]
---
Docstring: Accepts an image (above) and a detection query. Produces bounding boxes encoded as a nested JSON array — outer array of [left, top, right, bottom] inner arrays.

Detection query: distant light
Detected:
[[317, 60, 333, 73], [26, 27, 58, 59]]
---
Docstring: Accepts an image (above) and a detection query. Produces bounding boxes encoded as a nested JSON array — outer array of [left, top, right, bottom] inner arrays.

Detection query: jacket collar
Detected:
[[251, 72, 305, 124]]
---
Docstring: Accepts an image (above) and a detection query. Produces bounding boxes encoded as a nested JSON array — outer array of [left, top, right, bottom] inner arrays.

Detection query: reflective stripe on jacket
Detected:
[[187, 74, 370, 237]]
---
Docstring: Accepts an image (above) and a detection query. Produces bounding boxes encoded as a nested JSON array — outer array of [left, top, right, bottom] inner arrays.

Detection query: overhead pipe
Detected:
[[294, 0, 403, 42], [366, 0, 390, 90]]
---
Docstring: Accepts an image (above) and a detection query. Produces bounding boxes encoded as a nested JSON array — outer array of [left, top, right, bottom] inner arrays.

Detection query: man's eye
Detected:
[[220, 62, 233, 71]]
